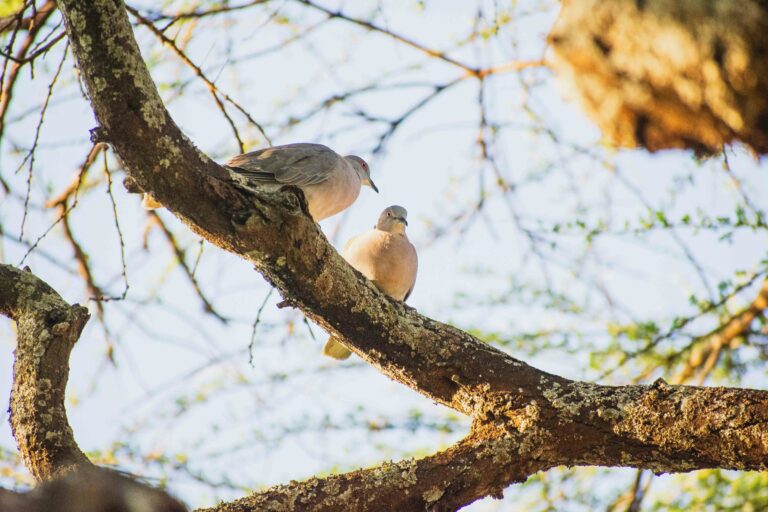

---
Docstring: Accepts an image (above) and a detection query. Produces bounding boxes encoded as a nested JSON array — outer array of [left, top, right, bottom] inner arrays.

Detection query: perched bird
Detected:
[[323, 205, 418, 360], [143, 143, 377, 221]]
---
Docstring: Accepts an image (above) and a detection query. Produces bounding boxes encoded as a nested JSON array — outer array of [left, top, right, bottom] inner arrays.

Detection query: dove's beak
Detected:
[[364, 177, 379, 193]]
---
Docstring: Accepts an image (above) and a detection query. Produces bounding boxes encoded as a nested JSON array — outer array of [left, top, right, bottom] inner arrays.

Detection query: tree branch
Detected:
[[0, 264, 91, 480], [196, 434, 534, 512], [0, 265, 189, 511], [199, 379, 768, 511]]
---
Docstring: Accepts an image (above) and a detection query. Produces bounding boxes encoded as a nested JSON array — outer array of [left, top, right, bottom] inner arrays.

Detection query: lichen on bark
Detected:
[[0, 265, 91, 480]]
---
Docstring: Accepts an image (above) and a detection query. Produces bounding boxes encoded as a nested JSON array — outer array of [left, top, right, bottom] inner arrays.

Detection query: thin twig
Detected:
[[147, 211, 228, 323], [0, 1, 57, 140], [601, 270, 768, 379], [18, 142, 101, 266], [103, 151, 130, 301], [0, 0, 55, 34], [59, 203, 106, 320], [127, 5, 272, 150], [129, 1, 270, 28], [613, 169, 715, 301], [367, 77, 464, 154], [249, 287, 275, 365], [17, 43, 69, 240]]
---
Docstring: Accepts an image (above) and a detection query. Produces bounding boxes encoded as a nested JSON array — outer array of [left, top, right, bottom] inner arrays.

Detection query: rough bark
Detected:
[[0, 265, 91, 480], [5, 263, 766, 511], [0, 1, 759, 511], [549, 0, 768, 155], [201, 380, 768, 512], [0, 265, 188, 511]]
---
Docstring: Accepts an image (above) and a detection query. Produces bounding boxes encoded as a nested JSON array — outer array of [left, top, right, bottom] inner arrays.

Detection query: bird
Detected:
[[323, 205, 418, 360], [142, 143, 377, 221]]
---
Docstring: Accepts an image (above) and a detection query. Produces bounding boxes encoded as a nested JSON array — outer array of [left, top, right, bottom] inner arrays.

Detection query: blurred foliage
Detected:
[[648, 471, 768, 512], [0, 0, 23, 17]]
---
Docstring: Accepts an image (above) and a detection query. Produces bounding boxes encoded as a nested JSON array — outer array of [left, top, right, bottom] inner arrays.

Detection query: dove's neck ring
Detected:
[[376, 217, 407, 235]]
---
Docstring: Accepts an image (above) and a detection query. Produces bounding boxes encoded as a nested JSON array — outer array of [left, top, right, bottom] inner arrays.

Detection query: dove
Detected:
[[143, 143, 377, 221], [323, 205, 417, 360]]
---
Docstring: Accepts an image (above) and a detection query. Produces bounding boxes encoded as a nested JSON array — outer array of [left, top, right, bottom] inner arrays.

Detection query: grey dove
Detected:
[[142, 143, 377, 221], [323, 205, 418, 360]]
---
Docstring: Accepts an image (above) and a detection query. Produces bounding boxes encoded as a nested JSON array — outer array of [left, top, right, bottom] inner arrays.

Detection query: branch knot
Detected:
[[89, 126, 109, 144]]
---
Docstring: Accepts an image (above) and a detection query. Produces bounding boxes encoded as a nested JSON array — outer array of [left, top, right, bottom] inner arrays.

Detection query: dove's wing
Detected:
[[225, 143, 340, 187]]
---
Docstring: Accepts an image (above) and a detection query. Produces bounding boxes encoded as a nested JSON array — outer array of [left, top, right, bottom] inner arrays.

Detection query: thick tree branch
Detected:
[[49, 1, 768, 510], [197, 434, 535, 512], [0, 265, 188, 511], [204, 378, 768, 511], [0, 264, 91, 480]]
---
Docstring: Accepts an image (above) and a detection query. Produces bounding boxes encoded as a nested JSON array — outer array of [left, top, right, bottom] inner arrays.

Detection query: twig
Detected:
[[147, 211, 228, 323], [601, 270, 768, 379], [0, 0, 55, 34], [298, 0, 544, 78], [18, 142, 100, 266], [248, 287, 275, 365], [298, 0, 475, 74], [127, 5, 272, 150], [45, 144, 105, 207], [0, 1, 57, 140], [368, 77, 464, 154], [103, 151, 130, 301], [0, 29, 66, 64], [190, 238, 205, 276], [672, 278, 768, 385], [613, 168, 715, 301], [17, 43, 69, 240], [722, 147, 760, 215], [59, 203, 106, 320], [128, 1, 270, 29]]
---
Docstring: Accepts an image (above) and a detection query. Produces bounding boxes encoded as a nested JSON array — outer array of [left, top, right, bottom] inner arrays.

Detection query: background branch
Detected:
[[0, 264, 91, 480]]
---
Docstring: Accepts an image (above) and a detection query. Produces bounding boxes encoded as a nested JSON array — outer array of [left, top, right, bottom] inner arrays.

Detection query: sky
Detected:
[[1, 1, 767, 510]]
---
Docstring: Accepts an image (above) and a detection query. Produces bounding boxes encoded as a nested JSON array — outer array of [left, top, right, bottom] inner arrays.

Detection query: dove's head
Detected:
[[346, 155, 378, 193], [376, 205, 408, 234]]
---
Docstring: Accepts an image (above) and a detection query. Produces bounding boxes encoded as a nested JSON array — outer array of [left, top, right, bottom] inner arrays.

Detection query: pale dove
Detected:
[[323, 205, 418, 360], [142, 143, 377, 221]]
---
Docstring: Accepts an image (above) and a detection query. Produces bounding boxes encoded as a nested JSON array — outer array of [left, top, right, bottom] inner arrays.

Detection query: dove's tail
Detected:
[[141, 194, 162, 210], [323, 336, 352, 360]]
